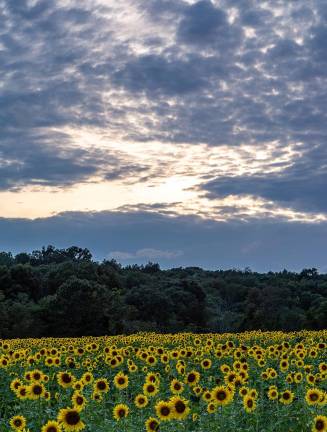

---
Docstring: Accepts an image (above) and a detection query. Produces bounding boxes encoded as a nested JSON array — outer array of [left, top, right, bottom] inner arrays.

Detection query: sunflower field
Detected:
[[0, 330, 326, 432]]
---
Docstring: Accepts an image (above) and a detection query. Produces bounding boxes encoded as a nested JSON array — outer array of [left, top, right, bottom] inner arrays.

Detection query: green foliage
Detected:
[[0, 245, 326, 337]]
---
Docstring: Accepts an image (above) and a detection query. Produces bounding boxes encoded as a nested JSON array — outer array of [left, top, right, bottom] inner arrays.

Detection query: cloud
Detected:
[[1, 209, 327, 271], [200, 142, 327, 213], [177, 1, 227, 44], [0, 0, 327, 224], [113, 54, 207, 95], [108, 248, 184, 261], [0, 128, 151, 190]]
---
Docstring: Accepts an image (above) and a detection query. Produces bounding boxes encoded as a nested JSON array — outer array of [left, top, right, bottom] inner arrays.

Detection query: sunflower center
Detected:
[[316, 420, 324, 431], [175, 401, 186, 413], [118, 409, 126, 418], [188, 374, 195, 382], [14, 420, 22, 427], [62, 374, 71, 383], [47, 427, 58, 432], [217, 391, 227, 400], [33, 385, 42, 395], [65, 411, 80, 425], [149, 420, 159, 430], [160, 406, 170, 416]]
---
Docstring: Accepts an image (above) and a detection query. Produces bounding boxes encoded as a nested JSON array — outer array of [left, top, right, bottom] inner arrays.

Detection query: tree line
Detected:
[[0, 245, 326, 338]]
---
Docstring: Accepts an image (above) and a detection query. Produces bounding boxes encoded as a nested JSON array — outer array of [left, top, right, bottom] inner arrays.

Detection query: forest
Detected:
[[0, 245, 326, 338]]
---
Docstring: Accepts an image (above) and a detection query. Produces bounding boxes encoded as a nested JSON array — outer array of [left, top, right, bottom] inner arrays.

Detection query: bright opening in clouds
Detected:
[[0, 0, 326, 270]]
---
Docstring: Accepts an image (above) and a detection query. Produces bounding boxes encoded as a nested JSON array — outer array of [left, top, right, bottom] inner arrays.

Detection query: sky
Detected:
[[0, 0, 326, 271]]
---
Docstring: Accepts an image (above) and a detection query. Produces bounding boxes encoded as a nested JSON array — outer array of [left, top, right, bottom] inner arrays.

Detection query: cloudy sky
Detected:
[[1, 0, 326, 270]]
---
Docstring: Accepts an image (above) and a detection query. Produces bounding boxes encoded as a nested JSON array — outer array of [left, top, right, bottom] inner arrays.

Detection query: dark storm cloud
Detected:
[[1, 209, 327, 271]]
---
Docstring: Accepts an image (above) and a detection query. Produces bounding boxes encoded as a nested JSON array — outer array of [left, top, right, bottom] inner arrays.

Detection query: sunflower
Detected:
[[10, 378, 22, 392], [201, 359, 212, 369], [9, 415, 26, 431], [155, 400, 173, 421], [170, 379, 184, 394], [225, 371, 238, 385], [239, 386, 249, 397], [72, 392, 86, 411], [185, 370, 200, 387], [41, 420, 61, 432], [45, 357, 54, 367], [202, 390, 212, 402], [211, 386, 233, 406], [57, 372, 75, 389], [31, 369, 44, 382], [94, 378, 109, 393], [312, 415, 327, 432], [279, 390, 294, 405], [268, 369, 278, 379], [220, 364, 230, 374], [57, 408, 85, 432], [193, 385, 203, 396], [294, 372, 303, 383], [268, 387, 278, 400], [81, 372, 93, 385], [170, 396, 190, 420], [129, 364, 138, 373], [145, 417, 160, 432], [146, 372, 159, 384], [135, 394, 149, 408], [91, 392, 102, 402], [113, 404, 129, 421], [146, 355, 157, 366], [306, 388, 322, 406], [207, 402, 216, 413], [243, 395, 256, 413], [279, 360, 289, 372], [16, 385, 28, 400], [28, 382, 45, 399], [307, 374, 316, 385], [113, 372, 129, 390], [143, 382, 159, 397]]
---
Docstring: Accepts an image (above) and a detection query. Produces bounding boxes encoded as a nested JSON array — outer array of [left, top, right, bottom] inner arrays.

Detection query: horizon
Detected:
[[0, 243, 323, 274]]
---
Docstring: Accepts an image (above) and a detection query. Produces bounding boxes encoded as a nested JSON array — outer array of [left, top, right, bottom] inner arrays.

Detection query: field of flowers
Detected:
[[0, 330, 326, 432]]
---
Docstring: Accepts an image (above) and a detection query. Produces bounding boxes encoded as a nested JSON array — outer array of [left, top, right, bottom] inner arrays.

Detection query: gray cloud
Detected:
[[201, 143, 327, 213], [108, 248, 184, 261], [0, 0, 326, 220], [176, 1, 232, 46], [0, 128, 150, 190], [113, 54, 207, 95], [1, 209, 327, 271]]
